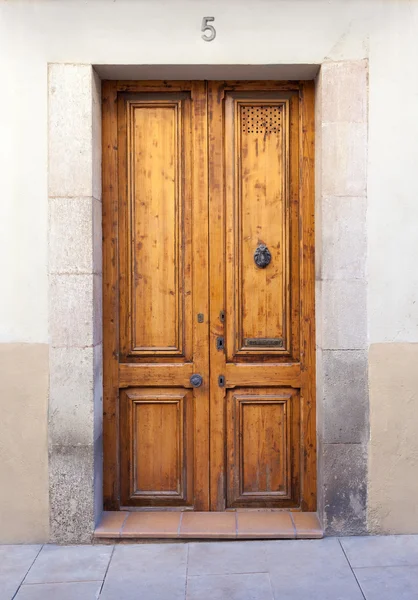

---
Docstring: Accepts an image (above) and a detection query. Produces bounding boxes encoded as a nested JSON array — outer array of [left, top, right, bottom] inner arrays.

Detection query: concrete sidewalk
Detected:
[[2, 535, 418, 599]]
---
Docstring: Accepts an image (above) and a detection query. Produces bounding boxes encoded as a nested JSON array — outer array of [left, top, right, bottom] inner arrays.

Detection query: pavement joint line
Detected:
[[11, 544, 44, 600], [184, 543, 190, 599], [98, 543, 115, 597], [338, 538, 367, 600]]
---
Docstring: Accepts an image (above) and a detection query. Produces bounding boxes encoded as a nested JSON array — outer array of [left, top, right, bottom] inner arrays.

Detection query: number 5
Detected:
[[201, 16, 216, 42]]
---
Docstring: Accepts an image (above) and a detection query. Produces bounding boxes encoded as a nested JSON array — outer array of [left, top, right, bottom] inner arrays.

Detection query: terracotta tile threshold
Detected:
[[95, 511, 323, 540]]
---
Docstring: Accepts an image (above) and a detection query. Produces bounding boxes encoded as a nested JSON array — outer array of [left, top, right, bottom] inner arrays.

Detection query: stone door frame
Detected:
[[48, 62, 368, 542]]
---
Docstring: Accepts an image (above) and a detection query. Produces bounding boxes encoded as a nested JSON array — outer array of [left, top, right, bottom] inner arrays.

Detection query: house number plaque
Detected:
[[201, 17, 216, 41]]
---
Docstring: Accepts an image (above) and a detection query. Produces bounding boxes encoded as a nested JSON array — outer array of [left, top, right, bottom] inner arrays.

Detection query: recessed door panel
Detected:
[[120, 388, 193, 506], [232, 99, 290, 355], [120, 94, 191, 359], [226, 388, 300, 508]]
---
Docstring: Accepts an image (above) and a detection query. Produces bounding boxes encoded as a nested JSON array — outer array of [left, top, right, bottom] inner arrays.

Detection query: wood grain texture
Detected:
[[226, 388, 300, 508], [103, 81, 209, 510], [299, 81, 316, 511], [102, 80, 120, 510], [103, 80, 315, 513], [120, 388, 193, 506], [208, 81, 314, 511]]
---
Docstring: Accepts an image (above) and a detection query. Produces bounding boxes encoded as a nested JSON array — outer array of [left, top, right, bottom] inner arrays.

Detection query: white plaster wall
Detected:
[[1, 0, 416, 346], [0, 0, 373, 344]]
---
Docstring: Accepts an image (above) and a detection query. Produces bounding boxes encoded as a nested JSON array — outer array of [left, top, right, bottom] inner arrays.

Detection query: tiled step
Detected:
[[95, 511, 323, 540]]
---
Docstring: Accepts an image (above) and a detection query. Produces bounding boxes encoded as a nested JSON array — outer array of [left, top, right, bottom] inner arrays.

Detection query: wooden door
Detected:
[[102, 81, 209, 510], [102, 80, 315, 512], [208, 81, 315, 511]]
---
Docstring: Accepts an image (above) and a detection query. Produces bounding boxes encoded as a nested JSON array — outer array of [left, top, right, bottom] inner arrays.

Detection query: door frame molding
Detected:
[[47, 63, 368, 542]]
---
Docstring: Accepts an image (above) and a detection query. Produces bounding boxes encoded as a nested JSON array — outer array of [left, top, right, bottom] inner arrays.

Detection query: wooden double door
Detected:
[[102, 80, 315, 512]]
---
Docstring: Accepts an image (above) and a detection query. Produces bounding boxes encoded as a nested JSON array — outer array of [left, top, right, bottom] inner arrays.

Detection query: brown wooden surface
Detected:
[[103, 80, 315, 512], [120, 388, 194, 506], [208, 81, 315, 510], [103, 81, 209, 510], [226, 388, 300, 508]]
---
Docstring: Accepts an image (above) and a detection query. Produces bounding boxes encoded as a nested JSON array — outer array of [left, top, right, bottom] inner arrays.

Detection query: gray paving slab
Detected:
[[188, 541, 270, 575], [341, 535, 418, 568], [14, 581, 102, 600], [0, 545, 41, 600], [23, 544, 113, 584], [187, 573, 273, 600], [265, 538, 364, 600], [99, 543, 188, 600], [355, 566, 418, 600]]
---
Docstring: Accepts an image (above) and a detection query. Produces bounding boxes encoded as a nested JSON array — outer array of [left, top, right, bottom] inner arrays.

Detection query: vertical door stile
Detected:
[[208, 82, 227, 510], [191, 81, 210, 510]]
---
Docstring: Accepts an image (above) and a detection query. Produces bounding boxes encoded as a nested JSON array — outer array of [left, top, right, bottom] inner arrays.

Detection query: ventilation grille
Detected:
[[241, 105, 282, 135]]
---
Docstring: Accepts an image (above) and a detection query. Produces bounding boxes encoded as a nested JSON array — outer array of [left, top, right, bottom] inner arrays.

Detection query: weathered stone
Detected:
[[92, 197, 102, 274], [49, 197, 95, 274], [321, 196, 367, 280], [49, 445, 95, 544], [323, 350, 369, 444], [50, 274, 93, 347], [321, 60, 368, 123], [321, 279, 367, 349], [321, 122, 367, 197], [323, 443, 367, 535], [49, 274, 102, 347], [48, 64, 94, 198], [92, 69, 102, 202], [49, 346, 95, 447]]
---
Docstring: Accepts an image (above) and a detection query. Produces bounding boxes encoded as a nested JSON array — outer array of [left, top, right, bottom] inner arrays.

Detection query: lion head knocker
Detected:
[[254, 244, 272, 268]]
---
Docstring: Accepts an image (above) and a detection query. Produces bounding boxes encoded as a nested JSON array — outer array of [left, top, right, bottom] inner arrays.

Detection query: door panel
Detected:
[[103, 81, 209, 510], [119, 92, 192, 360], [226, 388, 300, 508], [120, 388, 193, 506], [208, 81, 315, 511], [226, 95, 291, 356]]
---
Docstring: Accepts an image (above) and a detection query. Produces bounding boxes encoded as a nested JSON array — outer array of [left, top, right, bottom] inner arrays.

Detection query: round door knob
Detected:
[[190, 374, 203, 388]]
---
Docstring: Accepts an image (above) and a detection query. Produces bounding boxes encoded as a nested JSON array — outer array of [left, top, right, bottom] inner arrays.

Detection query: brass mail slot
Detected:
[[245, 338, 284, 347]]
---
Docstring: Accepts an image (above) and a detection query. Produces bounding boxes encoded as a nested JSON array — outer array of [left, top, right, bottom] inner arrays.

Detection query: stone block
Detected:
[[49, 346, 95, 447], [321, 60, 368, 123], [321, 122, 367, 197], [49, 197, 94, 274], [93, 197, 102, 274], [50, 274, 100, 347], [93, 343, 103, 443], [48, 64, 93, 197], [94, 433, 103, 526], [321, 279, 367, 349], [93, 273, 103, 346], [321, 196, 367, 280], [323, 350, 368, 443], [49, 445, 95, 544], [92, 69, 102, 202], [323, 443, 367, 535]]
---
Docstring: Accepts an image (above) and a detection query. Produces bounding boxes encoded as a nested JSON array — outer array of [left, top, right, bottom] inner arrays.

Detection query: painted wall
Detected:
[[0, 0, 418, 539]]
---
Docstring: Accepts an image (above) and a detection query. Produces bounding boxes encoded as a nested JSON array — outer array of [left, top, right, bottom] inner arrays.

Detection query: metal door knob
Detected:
[[190, 374, 203, 388], [254, 243, 271, 268]]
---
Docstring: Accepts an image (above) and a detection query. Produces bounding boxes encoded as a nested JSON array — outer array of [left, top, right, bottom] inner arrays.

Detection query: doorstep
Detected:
[[94, 511, 323, 541]]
